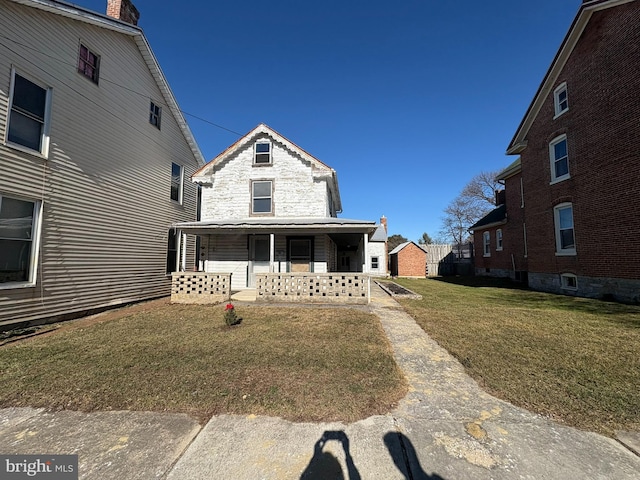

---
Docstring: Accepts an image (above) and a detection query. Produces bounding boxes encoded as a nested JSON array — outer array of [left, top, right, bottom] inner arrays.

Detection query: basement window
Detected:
[[561, 273, 577, 290]]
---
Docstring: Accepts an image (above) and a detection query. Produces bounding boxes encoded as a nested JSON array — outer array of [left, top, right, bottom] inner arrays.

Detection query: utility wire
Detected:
[[0, 32, 243, 138]]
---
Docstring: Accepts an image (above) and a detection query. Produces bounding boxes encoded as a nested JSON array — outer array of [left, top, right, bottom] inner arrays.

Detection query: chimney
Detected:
[[380, 215, 387, 232], [495, 189, 506, 206], [106, 0, 140, 25]]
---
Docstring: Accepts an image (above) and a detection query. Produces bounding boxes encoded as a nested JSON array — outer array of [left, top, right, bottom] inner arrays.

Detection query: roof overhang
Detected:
[[468, 219, 507, 233], [9, 0, 206, 166], [507, 0, 635, 154], [172, 217, 376, 236], [496, 157, 522, 182]]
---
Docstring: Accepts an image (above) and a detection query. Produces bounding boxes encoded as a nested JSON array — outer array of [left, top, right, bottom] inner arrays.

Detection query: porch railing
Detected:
[[171, 272, 232, 304], [256, 273, 370, 304]]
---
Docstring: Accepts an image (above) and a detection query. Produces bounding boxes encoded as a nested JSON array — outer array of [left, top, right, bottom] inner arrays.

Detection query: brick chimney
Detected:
[[380, 215, 387, 232], [495, 189, 506, 206], [106, 0, 140, 25]]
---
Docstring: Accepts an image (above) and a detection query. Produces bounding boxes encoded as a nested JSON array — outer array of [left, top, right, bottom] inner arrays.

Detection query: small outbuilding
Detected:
[[389, 241, 427, 277]]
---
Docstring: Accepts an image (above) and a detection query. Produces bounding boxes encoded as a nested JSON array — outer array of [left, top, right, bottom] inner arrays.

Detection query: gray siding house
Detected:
[[0, 0, 204, 327]]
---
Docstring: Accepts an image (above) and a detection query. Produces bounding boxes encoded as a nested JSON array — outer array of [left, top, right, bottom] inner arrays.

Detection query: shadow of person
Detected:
[[383, 431, 445, 480], [300, 430, 361, 480]]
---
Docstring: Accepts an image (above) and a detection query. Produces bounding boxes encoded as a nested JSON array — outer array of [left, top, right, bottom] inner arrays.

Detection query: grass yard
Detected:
[[391, 277, 640, 436], [0, 302, 407, 423]]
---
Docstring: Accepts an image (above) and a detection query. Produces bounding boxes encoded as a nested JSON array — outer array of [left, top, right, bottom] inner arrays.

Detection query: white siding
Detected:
[[368, 241, 387, 276], [0, 3, 200, 326], [204, 235, 248, 290], [201, 134, 330, 220]]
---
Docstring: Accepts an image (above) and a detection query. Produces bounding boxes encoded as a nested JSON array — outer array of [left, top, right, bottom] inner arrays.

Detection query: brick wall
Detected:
[[394, 243, 426, 277], [519, 2, 640, 286]]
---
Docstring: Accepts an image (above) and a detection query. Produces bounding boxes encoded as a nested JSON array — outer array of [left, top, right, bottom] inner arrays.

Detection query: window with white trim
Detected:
[[252, 180, 273, 214], [549, 135, 569, 183], [554, 203, 576, 255], [254, 141, 272, 165], [149, 101, 162, 129], [554, 83, 568, 117], [170, 163, 183, 203], [371, 256, 379, 269], [0, 194, 42, 287], [561, 273, 578, 290], [483, 231, 491, 256], [78, 44, 100, 84], [6, 70, 52, 156], [496, 229, 503, 251]]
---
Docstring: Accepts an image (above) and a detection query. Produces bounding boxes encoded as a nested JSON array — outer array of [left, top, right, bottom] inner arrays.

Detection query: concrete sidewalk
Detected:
[[1, 283, 639, 479]]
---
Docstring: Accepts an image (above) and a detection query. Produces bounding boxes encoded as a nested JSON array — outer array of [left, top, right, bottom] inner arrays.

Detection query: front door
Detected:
[[289, 238, 312, 273], [249, 235, 270, 287]]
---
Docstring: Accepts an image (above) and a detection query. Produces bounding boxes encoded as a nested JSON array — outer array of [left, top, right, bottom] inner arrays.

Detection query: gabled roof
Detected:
[[370, 224, 387, 242], [496, 158, 522, 182], [389, 241, 425, 255], [193, 123, 342, 212], [469, 204, 507, 232], [9, 0, 205, 166], [507, 0, 635, 154]]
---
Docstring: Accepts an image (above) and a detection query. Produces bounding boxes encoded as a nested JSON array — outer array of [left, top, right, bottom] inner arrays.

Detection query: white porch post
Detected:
[[363, 232, 369, 273], [180, 230, 187, 272], [270, 233, 275, 272]]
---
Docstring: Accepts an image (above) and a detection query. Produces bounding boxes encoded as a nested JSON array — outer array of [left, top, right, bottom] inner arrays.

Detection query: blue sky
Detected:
[[86, 0, 580, 242]]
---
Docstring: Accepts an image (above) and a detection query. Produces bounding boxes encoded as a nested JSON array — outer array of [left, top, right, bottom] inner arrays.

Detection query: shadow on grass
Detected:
[[414, 276, 640, 327]]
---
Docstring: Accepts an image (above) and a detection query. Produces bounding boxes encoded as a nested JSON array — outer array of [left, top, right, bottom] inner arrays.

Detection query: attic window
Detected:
[[78, 44, 100, 84], [254, 142, 271, 165], [150, 101, 162, 130], [553, 83, 568, 117]]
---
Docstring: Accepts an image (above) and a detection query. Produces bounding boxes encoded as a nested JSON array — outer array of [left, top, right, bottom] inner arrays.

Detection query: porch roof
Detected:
[[173, 217, 377, 235]]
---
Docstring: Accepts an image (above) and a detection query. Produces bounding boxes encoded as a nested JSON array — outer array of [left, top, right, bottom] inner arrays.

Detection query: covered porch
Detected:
[[171, 218, 377, 304]]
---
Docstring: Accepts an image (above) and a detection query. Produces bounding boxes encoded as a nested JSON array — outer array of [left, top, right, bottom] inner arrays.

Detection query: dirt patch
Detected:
[[376, 281, 422, 299]]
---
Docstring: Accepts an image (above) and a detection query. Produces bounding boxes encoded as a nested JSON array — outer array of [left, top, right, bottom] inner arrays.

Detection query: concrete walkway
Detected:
[[1, 284, 639, 479]]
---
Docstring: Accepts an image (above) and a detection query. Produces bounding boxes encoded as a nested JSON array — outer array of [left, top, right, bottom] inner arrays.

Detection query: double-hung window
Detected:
[[553, 83, 568, 117], [371, 256, 379, 269], [78, 44, 100, 84], [0, 194, 42, 287], [252, 180, 272, 214], [554, 203, 576, 255], [483, 231, 491, 257], [549, 135, 569, 183], [6, 70, 52, 156], [254, 141, 271, 165], [150, 101, 162, 129], [496, 229, 503, 251], [171, 163, 183, 203]]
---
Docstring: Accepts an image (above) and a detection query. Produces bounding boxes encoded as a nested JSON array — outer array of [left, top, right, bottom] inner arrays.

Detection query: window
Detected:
[[561, 273, 578, 290], [371, 256, 379, 269], [254, 141, 271, 165], [166, 229, 178, 274], [252, 180, 272, 214], [496, 229, 503, 251], [483, 231, 491, 256], [149, 101, 162, 129], [0, 194, 42, 287], [554, 203, 576, 255], [78, 44, 100, 83], [553, 83, 568, 117], [170, 163, 183, 203], [7, 70, 51, 155], [549, 135, 569, 183]]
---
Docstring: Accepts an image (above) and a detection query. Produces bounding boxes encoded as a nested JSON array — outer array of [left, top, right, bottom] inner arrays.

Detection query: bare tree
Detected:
[[439, 170, 501, 245]]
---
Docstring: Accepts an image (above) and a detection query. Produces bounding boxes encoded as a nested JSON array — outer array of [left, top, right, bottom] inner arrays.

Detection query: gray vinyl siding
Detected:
[[0, 3, 199, 326]]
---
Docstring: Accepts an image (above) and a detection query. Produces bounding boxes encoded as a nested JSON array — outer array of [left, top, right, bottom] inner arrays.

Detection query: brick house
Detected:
[[472, 0, 639, 302], [389, 241, 427, 278]]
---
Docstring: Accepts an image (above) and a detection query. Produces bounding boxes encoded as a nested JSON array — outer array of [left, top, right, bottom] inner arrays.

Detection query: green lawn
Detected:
[[391, 277, 640, 436], [0, 303, 407, 423]]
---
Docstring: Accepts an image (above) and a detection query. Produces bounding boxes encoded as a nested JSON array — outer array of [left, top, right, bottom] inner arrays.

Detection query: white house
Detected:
[[173, 124, 383, 302], [0, 0, 204, 327]]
